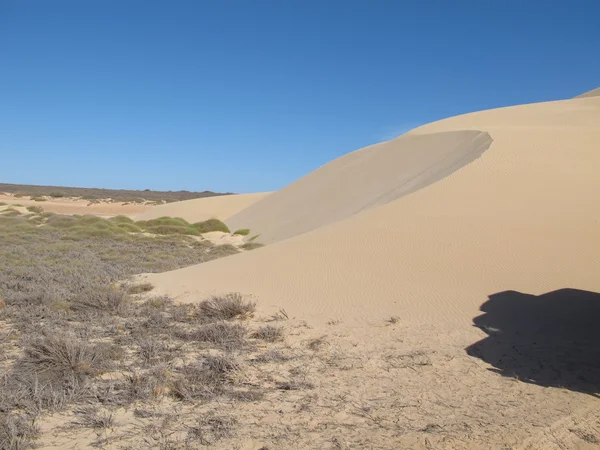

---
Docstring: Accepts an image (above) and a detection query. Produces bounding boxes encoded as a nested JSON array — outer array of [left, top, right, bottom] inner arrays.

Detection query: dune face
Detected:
[[146, 95, 600, 447], [134, 192, 269, 222], [575, 87, 600, 98], [227, 130, 492, 243], [148, 96, 600, 325]]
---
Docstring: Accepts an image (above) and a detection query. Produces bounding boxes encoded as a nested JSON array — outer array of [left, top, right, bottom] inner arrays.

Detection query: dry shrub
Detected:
[[186, 413, 237, 445], [198, 293, 255, 322], [0, 413, 40, 450], [251, 325, 284, 343], [184, 322, 247, 350], [71, 406, 115, 429], [19, 333, 113, 380], [127, 283, 154, 294], [70, 286, 130, 315]]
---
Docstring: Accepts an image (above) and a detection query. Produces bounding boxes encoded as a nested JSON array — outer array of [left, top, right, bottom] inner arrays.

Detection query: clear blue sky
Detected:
[[1, 1, 598, 193]]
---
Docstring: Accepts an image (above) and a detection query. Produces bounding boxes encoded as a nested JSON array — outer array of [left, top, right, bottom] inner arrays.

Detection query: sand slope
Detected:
[[148, 96, 600, 326], [134, 192, 270, 223], [145, 95, 600, 447], [227, 130, 492, 244], [575, 87, 600, 98]]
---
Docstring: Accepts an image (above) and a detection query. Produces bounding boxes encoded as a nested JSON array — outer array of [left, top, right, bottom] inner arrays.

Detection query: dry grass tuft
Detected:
[[186, 413, 238, 445], [251, 325, 284, 342], [198, 293, 256, 322], [127, 283, 154, 294], [0, 414, 40, 450]]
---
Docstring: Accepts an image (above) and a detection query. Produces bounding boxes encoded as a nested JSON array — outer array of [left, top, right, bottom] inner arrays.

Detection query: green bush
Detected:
[[136, 216, 190, 228], [1, 208, 21, 217], [48, 191, 66, 198], [144, 225, 200, 236], [30, 196, 47, 202], [108, 215, 135, 225], [117, 223, 143, 233], [191, 219, 230, 234], [26, 206, 44, 214], [233, 229, 250, 236]]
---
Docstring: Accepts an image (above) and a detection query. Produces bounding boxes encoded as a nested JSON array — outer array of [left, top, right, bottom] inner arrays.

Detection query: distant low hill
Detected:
[[0, 183, 231, 204]]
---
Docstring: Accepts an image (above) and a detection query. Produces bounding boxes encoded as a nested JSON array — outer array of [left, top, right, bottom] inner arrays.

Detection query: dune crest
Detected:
[[227, 130, 492, 244], [575, 87, 600, 98]]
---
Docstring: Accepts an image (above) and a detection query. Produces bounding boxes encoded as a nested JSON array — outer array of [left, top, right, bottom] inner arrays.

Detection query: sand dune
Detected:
[[227, 130, 492, 244], [145, 95, 600, 447], [134, 192, 270, 223], [148, 96, 600, 325]]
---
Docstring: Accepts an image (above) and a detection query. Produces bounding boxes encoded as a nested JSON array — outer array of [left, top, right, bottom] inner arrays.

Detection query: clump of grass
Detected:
[[25, 206, 43, 214], [232, 229, 250, 236], [47, 191, 66, 198], [127, 283, 154, 294], [0, 413, 40, 450], [198, 293, 256, 321], [0, 201, 6, 206], [186, 413, 237, 445], [29, 196, 46, 202], [19, 332, 113, 379], [116, 222, 143, 233], [1, 208, 21, 217], [251, 325, 284, 342], [241, 242, 263, 251], [70, 285, 130, 315], [136, 217, 201, 236], [108, 215, 135, 225], [185, 322, 247, 349], [71, 406, 115, 429], [191, 219, 230, 234]]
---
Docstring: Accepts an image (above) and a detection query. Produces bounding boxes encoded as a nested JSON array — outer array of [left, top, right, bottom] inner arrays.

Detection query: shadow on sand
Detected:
[[466, 288, 600, 396]]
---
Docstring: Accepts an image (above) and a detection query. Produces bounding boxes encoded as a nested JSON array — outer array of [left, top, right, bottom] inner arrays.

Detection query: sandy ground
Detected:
[[135, 193, 270, 223], [0, 194, 150, 217], [142, 95, 600, 447]]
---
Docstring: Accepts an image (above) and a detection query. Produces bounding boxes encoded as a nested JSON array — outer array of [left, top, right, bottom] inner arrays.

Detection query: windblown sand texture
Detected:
[[142, 93, 600, 448]]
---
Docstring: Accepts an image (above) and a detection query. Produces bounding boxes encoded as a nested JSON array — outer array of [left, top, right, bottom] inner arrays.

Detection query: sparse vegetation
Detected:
[[25, 206, 43, 214], [0, 214, 307, 448], [191, 218, 230, 234], [198, 293, 256, 321], [233, 229, 250, 236], [252, 325, 284, 342], [0, 183, 231, 204], [29, 196, 46, 202], [241, 242, 264, 251]]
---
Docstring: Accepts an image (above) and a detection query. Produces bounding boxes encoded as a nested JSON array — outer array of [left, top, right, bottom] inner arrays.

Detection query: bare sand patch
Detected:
[[135, 193, 270, 223]]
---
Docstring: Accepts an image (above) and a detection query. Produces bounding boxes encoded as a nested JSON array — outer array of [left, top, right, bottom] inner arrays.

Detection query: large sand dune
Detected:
[[227, 130, 492, 244], [148, 95, 600, 325], [134, 192, 270, 223], [145, 95, 600, 448]]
